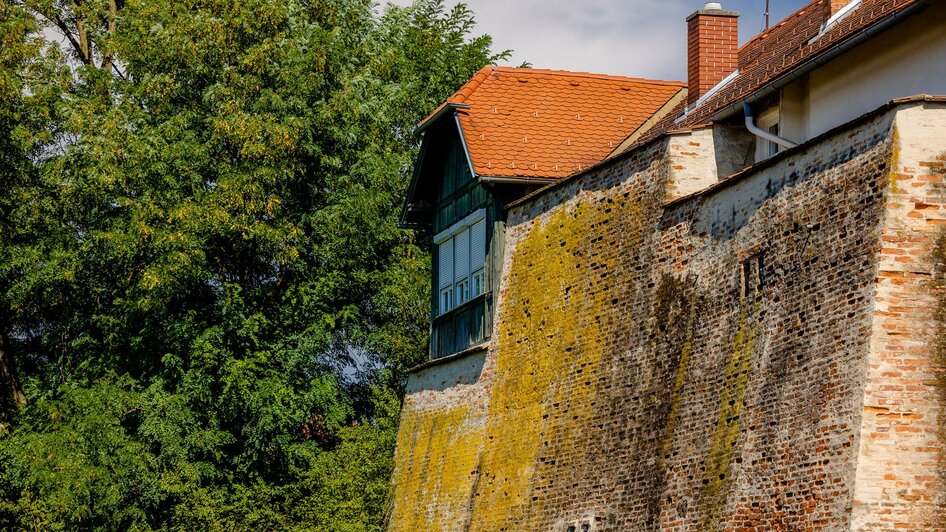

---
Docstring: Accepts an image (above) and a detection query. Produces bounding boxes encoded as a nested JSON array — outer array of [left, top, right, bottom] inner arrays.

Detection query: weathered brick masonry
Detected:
[[389, 101, 946, 530], [852, 103, 946, 529]]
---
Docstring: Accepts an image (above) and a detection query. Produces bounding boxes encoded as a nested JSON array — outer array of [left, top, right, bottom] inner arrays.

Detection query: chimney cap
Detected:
[[686, 4, 739, 21]]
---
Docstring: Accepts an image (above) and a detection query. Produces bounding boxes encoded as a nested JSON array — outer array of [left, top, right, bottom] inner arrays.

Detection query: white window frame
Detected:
[[754, 106, 781, 162], [471, 268, 486, 298], [440, 287, 453, 314], [455, 277, 471, 306], [435, 209, 487, 316]]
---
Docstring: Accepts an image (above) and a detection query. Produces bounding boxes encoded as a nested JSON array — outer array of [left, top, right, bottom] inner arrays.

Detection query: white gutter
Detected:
[[711, 0, 934, 123], [743, 102, 797, 149], [477, 175, 557, 185]]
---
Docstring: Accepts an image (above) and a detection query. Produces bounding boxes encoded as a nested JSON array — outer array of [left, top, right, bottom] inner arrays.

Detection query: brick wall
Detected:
[[851, 104, 946, 529], [388, 102, 946, 530], [828, 0, 857, 17]]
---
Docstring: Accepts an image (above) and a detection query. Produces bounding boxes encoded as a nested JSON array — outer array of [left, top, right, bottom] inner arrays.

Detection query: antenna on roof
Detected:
[[762, 0, 770, 30]]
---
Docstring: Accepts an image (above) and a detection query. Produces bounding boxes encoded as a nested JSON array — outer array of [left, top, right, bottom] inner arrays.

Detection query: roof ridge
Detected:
[[418, 64, 685, 129], [449, 65, 496, 104], [416, 65, 497, 129], [491, 66, 685, 87], [738, 0, 824, 52]]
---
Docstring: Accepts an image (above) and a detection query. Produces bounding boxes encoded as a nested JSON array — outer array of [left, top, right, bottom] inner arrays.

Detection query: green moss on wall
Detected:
[[930, 232, 946, 520], [700, 300, 758, 530], [655, 275, 699, 471]]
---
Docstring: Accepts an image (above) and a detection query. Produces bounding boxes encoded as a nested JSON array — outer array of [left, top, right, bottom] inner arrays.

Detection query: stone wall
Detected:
[[388, 101, 946, 531]]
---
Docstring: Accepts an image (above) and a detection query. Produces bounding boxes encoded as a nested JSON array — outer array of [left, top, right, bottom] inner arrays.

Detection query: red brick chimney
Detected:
[[825, 0, 857, 18], [687, 2, 739, 106]]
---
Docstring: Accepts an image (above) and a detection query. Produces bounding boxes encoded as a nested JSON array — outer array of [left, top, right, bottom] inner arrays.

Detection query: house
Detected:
[[400, 67, 686, 359], [391, 0, 946, 530]]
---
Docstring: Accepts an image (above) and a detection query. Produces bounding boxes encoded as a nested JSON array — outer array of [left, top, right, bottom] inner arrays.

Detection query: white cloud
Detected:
[[384, 0, 809, 80]]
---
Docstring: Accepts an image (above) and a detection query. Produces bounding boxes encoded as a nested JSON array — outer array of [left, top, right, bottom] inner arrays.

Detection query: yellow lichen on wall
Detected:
[[701, 301, 758, 530], [467, 191, 645, 530], [656, 275, 699, 471], [390, 186, 650, 530], [933, 232, 946, 509], [389, 404, 486, 531]]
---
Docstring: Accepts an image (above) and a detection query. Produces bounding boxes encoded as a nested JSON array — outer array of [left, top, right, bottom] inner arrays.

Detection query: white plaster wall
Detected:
[[805, 1, 946, 139], [666, 127, 719, 201]]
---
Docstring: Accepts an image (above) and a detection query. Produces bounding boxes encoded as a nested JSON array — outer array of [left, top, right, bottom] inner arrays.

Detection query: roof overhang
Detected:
[[400, 105, 563, 229], [398, 136, 431, 229], [414, 103, 470, 135]]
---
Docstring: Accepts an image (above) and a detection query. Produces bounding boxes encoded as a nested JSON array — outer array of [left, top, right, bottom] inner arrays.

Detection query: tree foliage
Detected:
[[0, 0, 507, 528]]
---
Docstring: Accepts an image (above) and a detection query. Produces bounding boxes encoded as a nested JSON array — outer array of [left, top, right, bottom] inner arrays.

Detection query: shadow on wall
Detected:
[[671, 126, 891, 243], [405, 349, 487, 394]]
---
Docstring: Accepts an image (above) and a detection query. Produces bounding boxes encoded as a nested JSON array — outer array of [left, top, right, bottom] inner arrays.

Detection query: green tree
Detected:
[[0, 0, 508, 528]]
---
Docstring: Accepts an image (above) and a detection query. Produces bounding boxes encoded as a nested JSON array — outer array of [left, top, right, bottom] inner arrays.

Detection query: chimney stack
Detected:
[[687, 2, 739, 106], [826, 0, 856, 18]]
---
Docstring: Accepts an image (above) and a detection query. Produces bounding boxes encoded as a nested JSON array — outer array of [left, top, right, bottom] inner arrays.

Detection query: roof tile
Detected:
[[419, 66, 685, 179], [616, 0, 925, 157], [679, 0, 921, 128]]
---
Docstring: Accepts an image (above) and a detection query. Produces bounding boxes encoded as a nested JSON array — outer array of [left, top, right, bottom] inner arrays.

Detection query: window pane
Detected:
[[455, 278, 470, 306], [472, 269, 485, 297], [767, 123, 779, 157], [440, 287, 453, 314]]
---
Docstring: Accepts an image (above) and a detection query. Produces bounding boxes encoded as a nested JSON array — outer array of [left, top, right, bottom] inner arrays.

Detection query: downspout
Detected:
[[743, 102, 797, 149]]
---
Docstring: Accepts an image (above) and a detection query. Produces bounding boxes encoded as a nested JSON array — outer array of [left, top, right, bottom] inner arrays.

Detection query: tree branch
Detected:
[[0, 330, 26, 411], [56, 13, 92, 65], [101, 0, 117, 73], [112, 63, 128, 82], [19, 0, 93, 66]]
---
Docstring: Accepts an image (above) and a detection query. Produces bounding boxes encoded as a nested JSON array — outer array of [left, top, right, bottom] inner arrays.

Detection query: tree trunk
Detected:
[[0, 331, 26, 410], [76, 17, 91, 64], [100, 0, 117, 74]]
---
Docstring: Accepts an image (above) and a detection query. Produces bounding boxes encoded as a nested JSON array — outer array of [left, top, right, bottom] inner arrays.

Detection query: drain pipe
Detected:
[[743, 102, 797, 149]]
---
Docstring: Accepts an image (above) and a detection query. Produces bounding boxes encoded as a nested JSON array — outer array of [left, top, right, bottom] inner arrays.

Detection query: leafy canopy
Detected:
[[0, 0, 508, 529]]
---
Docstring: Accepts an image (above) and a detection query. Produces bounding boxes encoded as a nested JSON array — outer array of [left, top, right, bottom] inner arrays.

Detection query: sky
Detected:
[[388, 0, 810, 80]]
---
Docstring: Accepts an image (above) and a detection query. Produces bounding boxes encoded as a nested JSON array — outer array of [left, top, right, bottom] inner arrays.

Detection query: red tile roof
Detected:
[[559, 0, 933, 196], [419, 66, 685, 179], [676, 0, 924, 129]]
